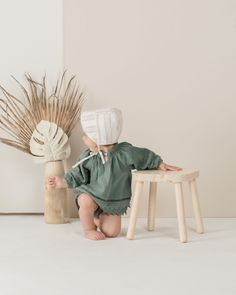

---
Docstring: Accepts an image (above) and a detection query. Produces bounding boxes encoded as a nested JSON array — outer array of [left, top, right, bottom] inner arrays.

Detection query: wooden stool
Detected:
[[126, 169, 204, 242]]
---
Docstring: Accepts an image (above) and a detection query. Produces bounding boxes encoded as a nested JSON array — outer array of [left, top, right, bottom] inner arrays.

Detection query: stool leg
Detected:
[[147, 182, 157, 231], [189, 179, 204, 234], [174, 183, 188, 243], [127, 181, 144, 240]]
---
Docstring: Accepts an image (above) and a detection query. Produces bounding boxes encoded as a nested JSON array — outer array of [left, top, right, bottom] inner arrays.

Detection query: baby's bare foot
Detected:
[[84, 230, 106, 240]]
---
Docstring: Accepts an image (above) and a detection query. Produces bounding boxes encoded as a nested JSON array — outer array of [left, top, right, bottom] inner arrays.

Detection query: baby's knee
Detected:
[[78, 194, 98, 210]]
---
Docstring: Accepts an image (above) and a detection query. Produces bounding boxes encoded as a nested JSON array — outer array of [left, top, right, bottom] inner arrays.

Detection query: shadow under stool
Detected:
[[126, 169, 204, 242]]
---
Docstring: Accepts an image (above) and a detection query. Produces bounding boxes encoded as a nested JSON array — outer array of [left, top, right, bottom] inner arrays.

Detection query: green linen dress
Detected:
[[64, 142, 163, 217]]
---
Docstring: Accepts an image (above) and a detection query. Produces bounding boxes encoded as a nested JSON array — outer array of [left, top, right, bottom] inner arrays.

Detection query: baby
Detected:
[[48, 108, 182, 240]]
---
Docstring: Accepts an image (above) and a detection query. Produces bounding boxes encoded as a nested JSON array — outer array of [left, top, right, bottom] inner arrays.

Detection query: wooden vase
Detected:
[[44, 160, 69, 224]]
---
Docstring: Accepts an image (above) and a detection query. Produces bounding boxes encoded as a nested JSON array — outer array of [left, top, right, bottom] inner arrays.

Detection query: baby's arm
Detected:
[[48, 176, 68, 189], [48, 150, 91, 190], [128, 144, 182, 171]]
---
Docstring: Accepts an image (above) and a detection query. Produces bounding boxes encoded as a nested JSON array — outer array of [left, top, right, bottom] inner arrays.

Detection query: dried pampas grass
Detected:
[[0, 71, 84, 155]]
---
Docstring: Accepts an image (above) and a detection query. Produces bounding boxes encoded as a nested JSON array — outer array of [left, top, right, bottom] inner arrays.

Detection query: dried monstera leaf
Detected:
[[30, 120, 71, 163]]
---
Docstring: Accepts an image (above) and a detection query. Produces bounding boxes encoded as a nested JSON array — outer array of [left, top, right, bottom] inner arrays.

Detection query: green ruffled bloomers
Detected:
[[64, 142, 163, 216]]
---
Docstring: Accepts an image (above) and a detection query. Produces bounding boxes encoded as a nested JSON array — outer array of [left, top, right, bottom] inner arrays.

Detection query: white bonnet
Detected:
[[80, 108, 123, 145]]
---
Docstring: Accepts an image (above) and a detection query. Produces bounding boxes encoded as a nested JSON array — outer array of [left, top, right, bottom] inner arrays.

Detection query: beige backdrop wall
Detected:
[[0, 0, 63, 212], [64, 0, 236, 218]]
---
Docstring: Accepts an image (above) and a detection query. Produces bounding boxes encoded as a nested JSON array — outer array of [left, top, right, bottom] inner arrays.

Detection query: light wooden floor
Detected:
[[0, 216, 235, 295]]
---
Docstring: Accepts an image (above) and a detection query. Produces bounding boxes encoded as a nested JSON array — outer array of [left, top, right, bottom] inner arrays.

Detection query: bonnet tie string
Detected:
[[72, 150, 106, 168]]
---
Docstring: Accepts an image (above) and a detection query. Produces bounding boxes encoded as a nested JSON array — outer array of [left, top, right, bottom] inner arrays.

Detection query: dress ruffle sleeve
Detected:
[[128, 144, 163, 170], [64, 149, 91, 188]]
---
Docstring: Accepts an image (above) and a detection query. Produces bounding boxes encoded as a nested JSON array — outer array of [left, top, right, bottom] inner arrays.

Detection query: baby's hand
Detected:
[[159, 162, 182, 171], [48, 176, 68, 189]]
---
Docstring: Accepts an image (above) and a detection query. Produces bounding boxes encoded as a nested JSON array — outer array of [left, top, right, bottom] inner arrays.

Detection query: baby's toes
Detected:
[[97, 231, 106, 240], [95, 231, 105, 240]]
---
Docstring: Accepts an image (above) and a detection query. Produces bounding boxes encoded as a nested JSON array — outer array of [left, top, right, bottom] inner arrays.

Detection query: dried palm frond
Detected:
[[30, 120, 71, 163], [0, 71, 84, 161]]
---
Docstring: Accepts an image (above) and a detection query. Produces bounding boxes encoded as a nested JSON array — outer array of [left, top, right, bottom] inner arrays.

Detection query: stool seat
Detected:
[[132, 169, 199, 183], [127, 169, 204, 242]]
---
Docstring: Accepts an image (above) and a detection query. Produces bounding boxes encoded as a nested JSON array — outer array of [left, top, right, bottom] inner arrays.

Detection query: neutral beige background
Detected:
[[0, 0, 63, 212], [0, 0, 235, 218], [64, 0, 236, 217]]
